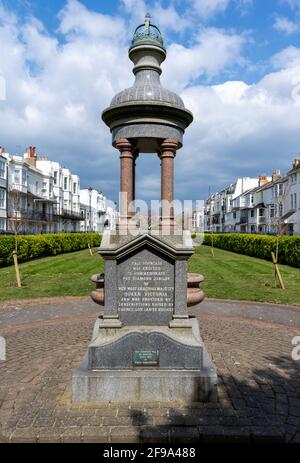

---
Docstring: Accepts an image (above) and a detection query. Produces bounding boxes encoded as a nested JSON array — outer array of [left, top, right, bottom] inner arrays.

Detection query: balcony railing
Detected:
[[9, 183, 27, 194], [61, 209, 82, 220], [7, 209, 60, 222]]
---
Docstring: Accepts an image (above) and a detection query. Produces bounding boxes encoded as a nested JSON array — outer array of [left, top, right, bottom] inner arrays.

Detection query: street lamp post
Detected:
[[88, 187, 93, 232]]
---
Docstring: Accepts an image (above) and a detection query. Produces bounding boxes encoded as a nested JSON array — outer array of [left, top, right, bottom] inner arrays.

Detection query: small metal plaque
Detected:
[[133, 350, 159, 366]]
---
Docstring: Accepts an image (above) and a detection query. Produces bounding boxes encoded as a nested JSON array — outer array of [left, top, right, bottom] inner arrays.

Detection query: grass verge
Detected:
[[0, 245, 299, 306]]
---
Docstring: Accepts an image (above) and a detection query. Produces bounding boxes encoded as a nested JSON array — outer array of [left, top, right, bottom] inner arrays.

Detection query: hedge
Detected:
[[0, 233, 102, 267], [195, 234, 300, 268]]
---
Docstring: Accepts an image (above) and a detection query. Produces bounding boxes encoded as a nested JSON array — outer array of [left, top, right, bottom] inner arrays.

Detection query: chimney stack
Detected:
[[272, 170, 282, 182], [25, 146, 37, 167], [293, 158, 300, 169], [259, 175, 268, 187]]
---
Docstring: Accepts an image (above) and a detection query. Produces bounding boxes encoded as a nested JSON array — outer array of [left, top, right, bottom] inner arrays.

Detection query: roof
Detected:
[[252, 177, 288, 194], [233, 187, 256, 201], [281, 210, 296, 221], [286, 159, 300, 175]]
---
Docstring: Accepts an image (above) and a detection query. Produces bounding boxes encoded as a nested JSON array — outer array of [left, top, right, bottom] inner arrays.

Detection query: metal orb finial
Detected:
[[145, 13, 151, 34], [132, 14, 164, 46]]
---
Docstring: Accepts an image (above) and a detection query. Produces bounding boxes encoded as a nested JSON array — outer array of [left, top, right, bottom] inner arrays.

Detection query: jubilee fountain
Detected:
[[72, 14, 217, 403]]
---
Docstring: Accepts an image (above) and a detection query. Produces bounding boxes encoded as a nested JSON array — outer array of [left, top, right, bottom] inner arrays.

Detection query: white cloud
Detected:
[[273, 16, 299, 35], [188, 0, 254, 20], [58, 0, 126, 40], [120, 0, 190, 34], [152, 2, 190, 33], [0, 0, 132, 197], [121, 0, 148, 26], [0, 0, 300, 201], [283, 0, 300, 9], [174, 55, 300, 197], [236, 0, 253, 7], [162, 28, 246, 91], [192, 0, 230, 19], [212, 81, 249, 103], [22, 17, 59, 65], [272, 46, 300, 69]]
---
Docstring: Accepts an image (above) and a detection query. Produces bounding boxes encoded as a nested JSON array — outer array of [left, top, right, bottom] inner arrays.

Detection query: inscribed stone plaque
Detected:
[[132, 350, 159, 366], [117, 247, 175, 325]]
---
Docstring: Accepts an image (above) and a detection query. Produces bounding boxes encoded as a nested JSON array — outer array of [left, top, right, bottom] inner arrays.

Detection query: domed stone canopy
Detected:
[[110, 72, 185, 109], [102, 14, 193, 153]]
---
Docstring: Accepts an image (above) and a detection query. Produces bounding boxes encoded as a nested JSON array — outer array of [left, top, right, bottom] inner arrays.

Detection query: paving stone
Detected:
[[290, 433, 300, 443], [110, 426, 141, 443], [199, 426, 225, 443], [141, 427, 169, 443], [103, 416, 140, 427], [290, 407, 300, 418], [222, 428, 251, 443], [251, 426, 286, 443], [169, 427, 200, 443], [1, 299, 300, 444], [81, 426, 109, 443], [10, 429, 39, 443]]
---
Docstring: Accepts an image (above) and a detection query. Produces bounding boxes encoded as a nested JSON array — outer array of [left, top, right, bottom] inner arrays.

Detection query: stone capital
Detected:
[[159, 138, 178, 158], [116, 138, 134, 156]]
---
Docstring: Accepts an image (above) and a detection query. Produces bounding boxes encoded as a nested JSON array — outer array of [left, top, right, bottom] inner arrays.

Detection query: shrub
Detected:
[[0, 233, 102, 267], [199, 233, 300, 268]]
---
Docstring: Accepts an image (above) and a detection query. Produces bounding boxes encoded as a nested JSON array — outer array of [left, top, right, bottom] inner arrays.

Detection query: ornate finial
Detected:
[[145, 13, 151, 34], [131, 14, 163, 46]]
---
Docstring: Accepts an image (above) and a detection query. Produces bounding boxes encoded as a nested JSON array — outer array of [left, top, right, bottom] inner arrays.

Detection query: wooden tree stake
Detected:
[[12, 251, 21, 288], [88, 243, 94, 256], [271, 252, 285, 290]]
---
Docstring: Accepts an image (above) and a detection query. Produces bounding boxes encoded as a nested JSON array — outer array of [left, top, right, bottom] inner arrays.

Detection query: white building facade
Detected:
[[284, 159, 300, 235], [79, 189, 118, 232], [36, 157, 82, 233], [0, 148, 8, 232], [205, 177, 260, 233], [1, 148, 57, 234], [0, 146, 116, 235], [204, 160, 300, 236]]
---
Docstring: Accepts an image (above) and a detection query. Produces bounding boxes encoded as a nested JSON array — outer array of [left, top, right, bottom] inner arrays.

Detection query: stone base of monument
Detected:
[[72, 230, 218, 404], [72, 317, 217, 403]]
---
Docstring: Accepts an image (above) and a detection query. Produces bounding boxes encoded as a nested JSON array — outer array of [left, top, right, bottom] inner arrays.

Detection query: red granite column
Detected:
[[116, 138, 134, 225], [159, 139, 178, 229], [133, 150, 139, 202]]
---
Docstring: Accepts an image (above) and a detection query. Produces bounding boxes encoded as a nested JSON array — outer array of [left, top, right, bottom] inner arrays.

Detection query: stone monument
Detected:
[[72, 14, 217, 403]]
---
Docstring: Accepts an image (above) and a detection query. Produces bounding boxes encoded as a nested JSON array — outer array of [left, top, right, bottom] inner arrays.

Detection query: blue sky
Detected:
[[1, 0, 300, 202], [4, 0, 300, 83]]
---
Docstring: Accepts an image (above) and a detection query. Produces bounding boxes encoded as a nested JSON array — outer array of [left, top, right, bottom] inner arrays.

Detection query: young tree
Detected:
[[207, 186, 214, 257], [7, 186, 25, 252], [7, 185, 26, 287], [268, 177, 290, 289]]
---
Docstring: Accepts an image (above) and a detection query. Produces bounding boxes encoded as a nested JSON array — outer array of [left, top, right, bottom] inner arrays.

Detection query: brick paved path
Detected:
[[0, 297, 300, 443]]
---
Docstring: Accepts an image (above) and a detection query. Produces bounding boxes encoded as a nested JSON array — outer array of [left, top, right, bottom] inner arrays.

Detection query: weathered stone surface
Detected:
[[117, 247, 175, 325], [73, 230, 217, 403], [73, 317, 217, 403], [89, 326, 203, 369], [1, 300, 299, 442]]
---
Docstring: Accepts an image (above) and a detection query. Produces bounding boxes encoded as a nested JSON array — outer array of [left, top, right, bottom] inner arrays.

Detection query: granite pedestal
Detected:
[[72, 230, 217, 403]]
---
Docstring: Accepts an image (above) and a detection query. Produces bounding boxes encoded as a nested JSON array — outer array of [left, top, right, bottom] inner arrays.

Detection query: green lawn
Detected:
[[0, 245, 299, 306], [0, 248, 104, 301], [190, 246, 300, 306]]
